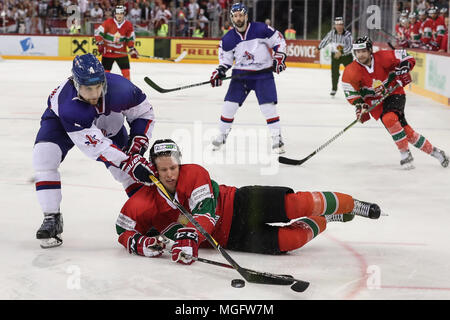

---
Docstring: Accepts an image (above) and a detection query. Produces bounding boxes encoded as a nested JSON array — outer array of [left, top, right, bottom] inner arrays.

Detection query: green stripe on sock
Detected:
[[414, 135, 425, 149], [323, 192, 337, 215], [299, 218, 319, 238], [392, 130, 406, 142]]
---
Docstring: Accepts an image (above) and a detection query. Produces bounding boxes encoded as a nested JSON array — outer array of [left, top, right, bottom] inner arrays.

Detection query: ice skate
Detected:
[[271, 135, 285, 154], [431, 147, 449, 168], [36, 213, 63, 248], [330, 90, 336, 97], [400, 150, 415, 170], [212, 132, 228, 151], [351, 200, 380, 219], [324, 213, 354, 223]]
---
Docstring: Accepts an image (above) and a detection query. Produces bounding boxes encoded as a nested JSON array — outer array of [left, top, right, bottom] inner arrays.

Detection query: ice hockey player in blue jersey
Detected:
[[32, 53, 156, 248], [210, 2, 287, 154]]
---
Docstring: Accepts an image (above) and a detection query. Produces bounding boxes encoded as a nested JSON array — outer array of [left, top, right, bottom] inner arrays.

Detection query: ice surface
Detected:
[[0, 59, 449, 300]]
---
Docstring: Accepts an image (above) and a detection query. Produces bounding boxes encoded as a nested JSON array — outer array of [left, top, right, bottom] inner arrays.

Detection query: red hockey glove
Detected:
[[171, 227, 199, 265], [96, 42, 106, 55], [120, 154, 155, 184], [128, 233, 166, 257], [129, 47, 139, 59], [396, 73, 412, 87], [273, 52, 287, 74], [210, 65, 227, 87], [355, 103, 371, 123], [124, 135, 149, 156]]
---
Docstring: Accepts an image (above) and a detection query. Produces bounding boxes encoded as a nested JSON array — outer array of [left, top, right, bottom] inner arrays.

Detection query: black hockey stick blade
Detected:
[[278, 155, 309, 166]]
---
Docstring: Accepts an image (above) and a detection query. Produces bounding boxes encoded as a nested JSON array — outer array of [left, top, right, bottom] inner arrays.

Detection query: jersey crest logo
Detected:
[[372, 79, 385, 96], [243, 50, 255, 62], [85, 134, 101, 146]]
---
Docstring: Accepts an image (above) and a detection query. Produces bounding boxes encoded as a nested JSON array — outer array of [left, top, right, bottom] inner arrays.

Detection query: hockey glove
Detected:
[[396, 72, 412, 87], [129, 47, 139, 59], [273, 52, 287, 74], [171, 227, 199, 265], [120, 154, 155, 184], [128, 233, 166, 257], [96, 42, 107, 55], [394, 60, 411, 76], [210, 65, 227, 87], [355, 103, 371, 123], [124, 135, 149, 156]]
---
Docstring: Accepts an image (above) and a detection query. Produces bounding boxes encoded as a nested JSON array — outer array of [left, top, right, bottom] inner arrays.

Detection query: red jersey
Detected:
[[433, 16, 447, 44], [341, 50, 416, 120], [94, 18, 135, 58], [116, 164, 237, 250], [419, 17, 434, 43], [409, 21, 421, 40]]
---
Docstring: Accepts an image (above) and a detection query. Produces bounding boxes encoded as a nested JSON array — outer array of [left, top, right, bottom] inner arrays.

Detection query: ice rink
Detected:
[[0, 59, 449, 301]]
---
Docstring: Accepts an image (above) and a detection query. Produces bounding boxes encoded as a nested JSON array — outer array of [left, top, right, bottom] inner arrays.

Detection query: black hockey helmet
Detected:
[[149, 139, 182, 164], [353, 36, 373, 52]]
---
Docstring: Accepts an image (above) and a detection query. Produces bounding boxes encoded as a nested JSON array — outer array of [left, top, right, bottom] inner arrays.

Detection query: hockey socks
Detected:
[[284, 191, 354, 219], [381, 112, 409, 152], [278, 216, 326, 252], [403, 125, 433, 154]]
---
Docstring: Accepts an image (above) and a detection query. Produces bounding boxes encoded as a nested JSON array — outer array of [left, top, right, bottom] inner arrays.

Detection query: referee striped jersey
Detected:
[[318, 29, 353, 55]]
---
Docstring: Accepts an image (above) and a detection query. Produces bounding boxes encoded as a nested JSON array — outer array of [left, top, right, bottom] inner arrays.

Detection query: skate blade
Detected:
[[402, 164, 415, 170], [39, 235, 63, 249], [272, 146, 286, 154], [212, 144, 223, 151]]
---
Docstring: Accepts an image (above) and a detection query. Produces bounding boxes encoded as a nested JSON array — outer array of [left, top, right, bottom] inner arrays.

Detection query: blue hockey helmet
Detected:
[[72, 53, 106, 91], [230, 3, 248, 17]]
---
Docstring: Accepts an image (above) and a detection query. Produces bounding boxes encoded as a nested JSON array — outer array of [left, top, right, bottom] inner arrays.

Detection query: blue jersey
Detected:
[[40, 72, 155, 167], [219, 22, 286, 79]]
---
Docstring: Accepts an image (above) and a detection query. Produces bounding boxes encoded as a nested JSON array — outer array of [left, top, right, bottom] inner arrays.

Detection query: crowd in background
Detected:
[[395, 0, 449, 52], [0, 0, 233, 37]]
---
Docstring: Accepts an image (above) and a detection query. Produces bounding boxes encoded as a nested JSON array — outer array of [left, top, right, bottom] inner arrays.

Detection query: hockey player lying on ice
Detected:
[[342, 36, 448, 169], [116, 139, 381, 264]]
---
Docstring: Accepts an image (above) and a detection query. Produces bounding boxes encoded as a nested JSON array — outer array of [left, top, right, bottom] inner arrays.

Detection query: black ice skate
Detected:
[[431, 147, 449, 168], [36, 213, 63, 248], [351, 200, 381, 219], [400, 150, 414, 170]]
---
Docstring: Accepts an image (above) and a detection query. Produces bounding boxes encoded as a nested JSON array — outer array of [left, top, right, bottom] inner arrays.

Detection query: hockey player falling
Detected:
[[95, 5, 138, 80], [33, 53, 156, 248], [116, 139, 380, 263], [210, 3, 287, 154], [342, 36, 448, 169]]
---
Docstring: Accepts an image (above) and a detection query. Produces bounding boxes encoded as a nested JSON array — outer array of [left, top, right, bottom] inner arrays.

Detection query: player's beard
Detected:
[[233, 18, 247, 31]]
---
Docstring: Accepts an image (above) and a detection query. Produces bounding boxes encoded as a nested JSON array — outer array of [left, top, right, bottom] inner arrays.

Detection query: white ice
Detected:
[[0, 59, 449, 300]]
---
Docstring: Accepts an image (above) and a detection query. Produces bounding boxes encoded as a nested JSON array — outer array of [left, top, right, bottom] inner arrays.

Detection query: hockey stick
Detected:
[[279, 83, 400, 166], [111, 50, 188, 63], [148, 174, 309, 292], [144, 67, 274, 93]]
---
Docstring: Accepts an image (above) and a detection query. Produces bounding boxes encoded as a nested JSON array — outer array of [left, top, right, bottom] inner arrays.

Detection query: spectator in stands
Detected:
[[129, 1, 141, 24], [154, 2, 171, 36], [140, 0, 153, 23], [197, 8, 208, 30], [176, 1, 189, 36], [265, 18, 271, 26], [187, 0, 199, 20], [90, 2, 104, 21], [284, 23, 296, 40], [206, 0, 221, 37], [47, 0, 65, 18], [221, 19, 232, 36]]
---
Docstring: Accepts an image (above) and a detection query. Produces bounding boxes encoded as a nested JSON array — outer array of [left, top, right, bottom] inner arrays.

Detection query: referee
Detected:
[[317, 17, 353, 96]]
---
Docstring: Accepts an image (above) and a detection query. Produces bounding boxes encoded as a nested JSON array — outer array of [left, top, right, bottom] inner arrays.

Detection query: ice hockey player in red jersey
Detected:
[[342, 36, 449, 169], [116, 139, 381, 263], [94, 5, 138, 80]]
